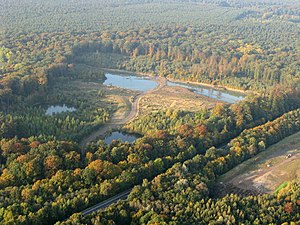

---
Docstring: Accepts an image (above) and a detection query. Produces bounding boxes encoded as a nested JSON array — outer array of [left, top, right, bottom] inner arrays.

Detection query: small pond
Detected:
[[46, 104, 76, 116], [104, 131, 137, 144], [103, 73, 157, 91], [167, 81, 245, 103]]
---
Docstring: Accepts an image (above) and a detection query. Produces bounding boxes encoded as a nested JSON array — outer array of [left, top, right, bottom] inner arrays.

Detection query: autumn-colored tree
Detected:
[[44, 155, 63, 178]]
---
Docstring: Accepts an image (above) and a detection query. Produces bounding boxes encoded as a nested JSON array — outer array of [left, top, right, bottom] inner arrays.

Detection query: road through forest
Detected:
[[81, 190, 132, 216], [76, 76, 166, 216]]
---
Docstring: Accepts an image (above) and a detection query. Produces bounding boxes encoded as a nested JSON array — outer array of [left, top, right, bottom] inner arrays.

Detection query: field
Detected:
[[71, 59, 219, 121], [70, 55, 220, 125], [51, 78, 136, 114], [78, 71, 218, 146], [33, 55, 220, 145], [137, 85, 218, 118], [217, 131, 300, 195]]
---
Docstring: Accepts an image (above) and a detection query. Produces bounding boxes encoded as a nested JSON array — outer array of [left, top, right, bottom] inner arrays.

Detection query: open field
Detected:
[[217, 131, 300, 195], [79, 70, 220, 147], [48, 65, 219, 148], [46, 78, 137, 146], [80, 76, 166, 147], [137, 85, 218, 118], [55, 80, 136, 114]]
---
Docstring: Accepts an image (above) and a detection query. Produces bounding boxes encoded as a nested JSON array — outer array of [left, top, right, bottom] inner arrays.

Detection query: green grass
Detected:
[[274, 181, 289, 194]]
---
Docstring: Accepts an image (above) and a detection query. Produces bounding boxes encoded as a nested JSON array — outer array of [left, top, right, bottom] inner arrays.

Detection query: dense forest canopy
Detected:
[[1, 0, 299, 33], [1, 0, 299, 96], [0, 0, 299, 224]]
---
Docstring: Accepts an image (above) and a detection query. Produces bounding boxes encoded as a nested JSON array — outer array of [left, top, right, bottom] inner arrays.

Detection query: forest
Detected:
[[0, 0, 300, 224]]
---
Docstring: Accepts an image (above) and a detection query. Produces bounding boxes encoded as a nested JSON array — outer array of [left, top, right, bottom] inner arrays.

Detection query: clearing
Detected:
[[80, 73, 218, 148], [217, 131, 300, 196], [79, 77, 166, 148], [136, 85, 218, 119]]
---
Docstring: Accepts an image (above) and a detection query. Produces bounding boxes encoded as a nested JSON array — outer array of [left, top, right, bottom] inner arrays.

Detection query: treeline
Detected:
[[0, 33, 103, 106], [0, 62, 111, 142], [59, 108, 300, 225], [0, 88, 299, 224], [125, 87, 300, 142], [60, 182, 300, 224], [73, 24, 299, 91], [1, 20, 299, 106]]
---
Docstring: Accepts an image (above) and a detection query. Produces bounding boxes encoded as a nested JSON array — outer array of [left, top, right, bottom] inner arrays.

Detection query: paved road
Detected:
[[81, 189, 131, 216]]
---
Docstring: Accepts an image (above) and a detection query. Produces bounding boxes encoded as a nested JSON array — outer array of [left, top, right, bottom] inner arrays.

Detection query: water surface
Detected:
[[103, 71, 244, 103], [46, 104, 76, 116], [103, 73, 157, 91], [104, 131, 137, 144], [167, 81, 244, 103]]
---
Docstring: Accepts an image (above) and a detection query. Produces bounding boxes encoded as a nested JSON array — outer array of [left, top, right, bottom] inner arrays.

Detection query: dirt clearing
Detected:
[[137, 85, 218, 118], [217, 131, 300, 195]]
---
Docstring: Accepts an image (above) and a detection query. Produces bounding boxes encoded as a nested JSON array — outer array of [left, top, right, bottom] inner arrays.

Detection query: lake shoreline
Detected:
[[99, 67, 250, 96], [167, 78, 249, 95]]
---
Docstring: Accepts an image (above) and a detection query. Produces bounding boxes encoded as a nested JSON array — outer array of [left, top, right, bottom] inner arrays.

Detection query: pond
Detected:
[[103, 73, 157, 91], [46, 104, 76, 116], [103, 71, 245, 103], [104, 131, 137, 144], [167, 81, 245, 103]]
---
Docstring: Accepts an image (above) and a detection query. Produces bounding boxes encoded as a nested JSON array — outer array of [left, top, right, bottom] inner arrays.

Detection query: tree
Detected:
[[44, 155, 63, 178]]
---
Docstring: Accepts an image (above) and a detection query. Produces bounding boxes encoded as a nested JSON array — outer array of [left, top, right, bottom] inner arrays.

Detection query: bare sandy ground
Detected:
[[219, 132, 300, 194]]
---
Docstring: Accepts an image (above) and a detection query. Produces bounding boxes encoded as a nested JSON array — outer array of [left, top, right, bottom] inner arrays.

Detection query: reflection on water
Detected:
[[104, 131, 137, 144], [103, 71, 245, 103], [103, 73, 157, 91], [167, 81, 244, 103], [46, 104, 76, 116]]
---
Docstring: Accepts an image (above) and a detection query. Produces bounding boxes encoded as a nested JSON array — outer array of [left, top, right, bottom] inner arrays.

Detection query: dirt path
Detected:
[[79, 76, 167, 149]]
